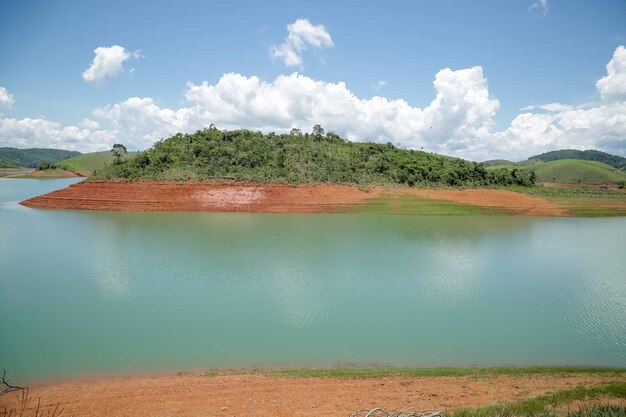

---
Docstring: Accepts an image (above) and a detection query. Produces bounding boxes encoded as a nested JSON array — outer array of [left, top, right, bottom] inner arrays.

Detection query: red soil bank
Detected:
[[1, 373, 624, 417], [20, 181, 568, 215]]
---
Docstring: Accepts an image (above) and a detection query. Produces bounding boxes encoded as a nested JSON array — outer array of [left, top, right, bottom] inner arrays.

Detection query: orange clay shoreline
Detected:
[[20, 181, 568, 216], [1, 372, 625, 417]]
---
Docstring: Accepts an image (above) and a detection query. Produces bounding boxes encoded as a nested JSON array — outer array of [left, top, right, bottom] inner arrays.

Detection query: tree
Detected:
[[37, 160, 55, 171], [111, 144, 128, 163], [290, 128, 303, 136], [312, 124, 324, 138]]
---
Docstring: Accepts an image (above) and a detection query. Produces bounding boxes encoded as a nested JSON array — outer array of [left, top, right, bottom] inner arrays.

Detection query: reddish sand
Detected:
[[1, 373, 624, 417], [20, 181, 567, 216]]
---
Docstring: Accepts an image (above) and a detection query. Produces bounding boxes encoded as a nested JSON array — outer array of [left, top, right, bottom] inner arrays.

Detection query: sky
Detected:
[[0, 0, 625, 161]]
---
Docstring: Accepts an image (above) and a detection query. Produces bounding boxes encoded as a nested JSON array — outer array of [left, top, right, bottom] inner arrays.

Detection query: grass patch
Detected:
[[6, 168, 74, 178], [358, 195, 504, 215], [256, 367, 625, 379], [451, 382, 626, 417], [509, 185, 626, 217], [532, 160, 626, 185], [57, 151, 135, 175], [562, 405, 626, 417]]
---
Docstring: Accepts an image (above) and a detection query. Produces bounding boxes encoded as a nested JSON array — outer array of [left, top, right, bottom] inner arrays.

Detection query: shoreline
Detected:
[[3, 367, 625, 417], [19, 180, 570, 216], [20, 366, 626, 388]]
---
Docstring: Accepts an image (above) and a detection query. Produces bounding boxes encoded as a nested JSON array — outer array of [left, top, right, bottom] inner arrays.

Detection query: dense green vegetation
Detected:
[[0, 147, 80, 168], [0, 159, 18, 168], [36, 160, 56, 170], [94, 128, 535, 186], [529, 149, 626, 170], [57, 150, 134, 175]]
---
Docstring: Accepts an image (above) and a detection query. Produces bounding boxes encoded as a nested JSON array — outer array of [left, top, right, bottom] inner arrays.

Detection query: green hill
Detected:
[[481, 159, 513, 167], [529, 149, 626, 170], [57, 151, 134, 175], [532, 159, 626, 185], [0, 159, 19, 168], [93, 128, 534, 187], [0, 147, 81, 168]]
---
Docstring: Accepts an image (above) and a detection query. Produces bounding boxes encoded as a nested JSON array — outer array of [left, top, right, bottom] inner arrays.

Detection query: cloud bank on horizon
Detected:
[[0, 18, 625, 162]]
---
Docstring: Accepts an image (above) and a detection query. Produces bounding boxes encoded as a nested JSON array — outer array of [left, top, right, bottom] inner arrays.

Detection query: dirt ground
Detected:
[[1, 373, 624, 417], [20, 181, 567, 216]]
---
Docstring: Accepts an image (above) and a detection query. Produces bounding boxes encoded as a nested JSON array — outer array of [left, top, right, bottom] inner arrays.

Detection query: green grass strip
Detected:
[[451, 382, 626, 417], [256, 367, 625, 379]]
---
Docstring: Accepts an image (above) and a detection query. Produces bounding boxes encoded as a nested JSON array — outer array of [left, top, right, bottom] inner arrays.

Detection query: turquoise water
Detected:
[[1, 179, 625, 382]]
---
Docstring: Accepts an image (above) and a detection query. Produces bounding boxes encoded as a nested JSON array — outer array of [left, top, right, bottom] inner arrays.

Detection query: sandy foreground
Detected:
[[1, 373, 625, 417], [20, 181, 567, 216]]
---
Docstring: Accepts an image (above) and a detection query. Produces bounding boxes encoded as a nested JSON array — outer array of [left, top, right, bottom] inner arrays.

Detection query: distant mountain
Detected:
[[481, 159, 513, 167], [0, 147, 81, 168], [528, 149, 626, 170]]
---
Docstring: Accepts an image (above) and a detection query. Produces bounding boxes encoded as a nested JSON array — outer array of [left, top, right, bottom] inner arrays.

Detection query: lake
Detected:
[[1, 179, 625, 382]]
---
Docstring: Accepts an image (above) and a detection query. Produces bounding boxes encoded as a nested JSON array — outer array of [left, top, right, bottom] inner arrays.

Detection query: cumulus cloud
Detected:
[[270, 19, 334, 68], [90, 66, 499, 158], [82, 45, 140, 83], [529, 0, 548, 16], [0, 117, 115, 151], [2, 46, 626, 161], [0, 86, 14, 108], [596, 45, 626, 101]]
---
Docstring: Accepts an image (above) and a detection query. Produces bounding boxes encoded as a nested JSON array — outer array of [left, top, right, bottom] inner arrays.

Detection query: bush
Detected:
[[94, 128, 534, 187]]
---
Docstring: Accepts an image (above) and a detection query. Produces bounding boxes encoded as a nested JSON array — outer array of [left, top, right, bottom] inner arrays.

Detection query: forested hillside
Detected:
[[529, 149, 626, 170], [0, 147, 81, 168], [94, 128, 534, 187], [0, 159, 19, 168]]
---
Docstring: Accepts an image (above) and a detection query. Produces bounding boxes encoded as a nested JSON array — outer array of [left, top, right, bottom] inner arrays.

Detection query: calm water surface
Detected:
[[1, 179, 625, 381]]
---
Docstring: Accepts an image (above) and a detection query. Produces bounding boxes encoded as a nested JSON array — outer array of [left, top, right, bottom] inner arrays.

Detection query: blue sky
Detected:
[[1, 0, 625, 160]]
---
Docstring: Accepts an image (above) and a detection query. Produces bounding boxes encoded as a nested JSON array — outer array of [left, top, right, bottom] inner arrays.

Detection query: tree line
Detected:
[[94, 127, 536, 187]]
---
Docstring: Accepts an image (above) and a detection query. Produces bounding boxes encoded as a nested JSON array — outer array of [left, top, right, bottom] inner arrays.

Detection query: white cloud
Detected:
[[596, 45, 626, 102], [93, 67, 499, 158], [82, 45, 139, 83], [79, 118, 100, 129], [0, 86, 14, 108], [270, 19, 334, 68], [93, 97, 192, 150], [2, 46, 626, 161], [372, 80, 387, 91], [519, 103, 573, 112], [529, 0, 548, 16], [0, 117, 115, 152]]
